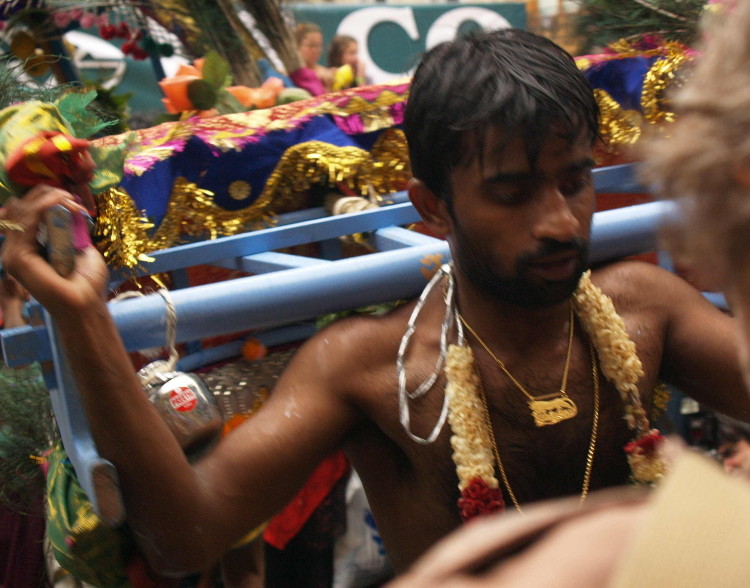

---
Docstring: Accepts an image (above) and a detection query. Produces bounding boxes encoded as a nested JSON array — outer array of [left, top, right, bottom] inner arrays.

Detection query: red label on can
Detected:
[[169, 386, 197, 412]]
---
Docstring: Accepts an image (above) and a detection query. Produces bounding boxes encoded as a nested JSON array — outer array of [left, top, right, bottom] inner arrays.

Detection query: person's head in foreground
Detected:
[[640, 0, 750, 387]]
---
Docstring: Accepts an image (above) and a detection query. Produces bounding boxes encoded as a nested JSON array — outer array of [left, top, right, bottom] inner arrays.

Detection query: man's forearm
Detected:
[[53, 301, 219, 572]]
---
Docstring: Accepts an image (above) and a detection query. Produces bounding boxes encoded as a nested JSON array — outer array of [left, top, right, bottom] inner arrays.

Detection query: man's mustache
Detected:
[[521, 238, 587, 265]]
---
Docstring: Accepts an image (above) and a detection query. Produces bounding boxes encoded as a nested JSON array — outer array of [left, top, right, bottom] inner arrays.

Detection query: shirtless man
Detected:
[[392, 10, 750, 586], [2, 28, 748, 579]]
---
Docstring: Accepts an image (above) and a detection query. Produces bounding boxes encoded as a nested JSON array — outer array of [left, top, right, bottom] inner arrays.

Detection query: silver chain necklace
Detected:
[[397, 263, 464, 444]]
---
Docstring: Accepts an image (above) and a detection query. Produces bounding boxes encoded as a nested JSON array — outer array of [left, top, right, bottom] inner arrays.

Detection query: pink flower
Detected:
[[53, 11, 73, 28], [79, 13, 97, 29]]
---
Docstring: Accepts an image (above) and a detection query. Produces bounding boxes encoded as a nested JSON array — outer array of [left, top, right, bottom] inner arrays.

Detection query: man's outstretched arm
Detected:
[[1, 185, 362, 574]]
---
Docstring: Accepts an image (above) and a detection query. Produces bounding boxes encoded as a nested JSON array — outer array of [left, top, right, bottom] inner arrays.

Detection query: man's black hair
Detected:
[[403, 28, 599, 203], [717, 414, 750, 447]]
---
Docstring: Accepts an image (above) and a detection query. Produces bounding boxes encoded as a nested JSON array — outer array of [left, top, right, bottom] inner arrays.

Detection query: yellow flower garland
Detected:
[[445, 270, 666, 519]]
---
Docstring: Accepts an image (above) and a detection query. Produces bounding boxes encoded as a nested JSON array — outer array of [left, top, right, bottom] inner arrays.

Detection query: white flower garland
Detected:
[[446, 270, 666, 518]]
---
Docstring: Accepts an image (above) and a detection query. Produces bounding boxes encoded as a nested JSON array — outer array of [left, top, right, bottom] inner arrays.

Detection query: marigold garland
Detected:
[[445, 270, 666, 521]]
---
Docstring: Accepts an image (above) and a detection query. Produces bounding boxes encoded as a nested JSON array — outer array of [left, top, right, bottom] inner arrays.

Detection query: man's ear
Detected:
[[408, 178, 452, 238]]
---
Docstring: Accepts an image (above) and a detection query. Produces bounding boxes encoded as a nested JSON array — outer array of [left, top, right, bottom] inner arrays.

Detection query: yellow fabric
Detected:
[[332, 64, 355, 91], [610, 451, 750, 588], [0, 101, 71, 201]]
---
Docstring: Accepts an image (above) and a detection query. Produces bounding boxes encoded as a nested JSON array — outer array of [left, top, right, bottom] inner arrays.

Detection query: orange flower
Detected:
[[159, 74, 200, 113], [242, 338, 268, 361], [158, 62, 209, 113], [226, 86, 258, 108], [252, 87, 277, 109]]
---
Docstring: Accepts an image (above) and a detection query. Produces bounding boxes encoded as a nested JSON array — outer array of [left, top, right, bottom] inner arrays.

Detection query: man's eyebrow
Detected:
[[481, 158, 596, 184], [481, 170, 533, 184]]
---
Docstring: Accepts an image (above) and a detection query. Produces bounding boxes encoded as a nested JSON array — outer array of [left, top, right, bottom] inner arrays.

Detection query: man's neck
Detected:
[[453, 277, 573, 352]]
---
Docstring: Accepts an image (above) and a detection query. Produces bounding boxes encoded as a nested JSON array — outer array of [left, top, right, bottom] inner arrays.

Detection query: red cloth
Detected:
[[263, 450, 349, 550]]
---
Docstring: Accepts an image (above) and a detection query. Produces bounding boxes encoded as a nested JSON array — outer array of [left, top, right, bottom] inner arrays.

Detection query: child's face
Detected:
[[342, 41, 359, 67], [299, 32, 323, 65]]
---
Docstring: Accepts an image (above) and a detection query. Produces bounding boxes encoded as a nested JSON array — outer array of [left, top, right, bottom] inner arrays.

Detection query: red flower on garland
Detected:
[[624, 429, 665, 456], [457, 478, 505, 521]]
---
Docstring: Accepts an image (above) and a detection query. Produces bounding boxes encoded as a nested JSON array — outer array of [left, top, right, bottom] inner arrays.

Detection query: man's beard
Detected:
[[452, 226, 589, 308]]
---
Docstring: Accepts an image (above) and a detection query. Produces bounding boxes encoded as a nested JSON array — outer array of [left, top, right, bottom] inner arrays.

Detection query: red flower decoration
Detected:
[[624, 429, 665, 456], [458, 478, 504, 521], [98, 24, 116, 40]]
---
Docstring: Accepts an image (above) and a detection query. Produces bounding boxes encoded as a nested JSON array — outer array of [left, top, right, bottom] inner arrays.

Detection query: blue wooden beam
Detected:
[[1, 199, 677, 367]]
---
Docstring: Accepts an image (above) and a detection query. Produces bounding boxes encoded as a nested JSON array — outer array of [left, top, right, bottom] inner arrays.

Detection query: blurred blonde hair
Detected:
[[640, 1, 750, 284]]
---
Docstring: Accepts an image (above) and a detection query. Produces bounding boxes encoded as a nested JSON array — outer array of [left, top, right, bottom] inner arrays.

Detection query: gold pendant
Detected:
[[529, 396, 578, 427]]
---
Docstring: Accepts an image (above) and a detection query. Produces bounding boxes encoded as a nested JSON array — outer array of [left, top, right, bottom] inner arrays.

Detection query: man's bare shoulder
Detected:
[[589, 260, 697, 313], [289, 301, 416, 390]]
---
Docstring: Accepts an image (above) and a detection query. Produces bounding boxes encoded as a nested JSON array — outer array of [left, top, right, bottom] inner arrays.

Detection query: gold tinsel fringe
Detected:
[[96, 135, 411, 270], [595, 88, 643, 155], [587, 42, 692, 154], [641, 47, 690, 127]]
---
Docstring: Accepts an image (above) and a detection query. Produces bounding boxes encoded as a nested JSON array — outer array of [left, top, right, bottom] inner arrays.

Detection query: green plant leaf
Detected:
[[187, 79, 218, 110], [215, 89, 246, 115], [202, 50, 231, 90]]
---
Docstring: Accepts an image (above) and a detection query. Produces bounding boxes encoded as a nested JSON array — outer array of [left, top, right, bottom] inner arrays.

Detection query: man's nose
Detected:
[[531, 186, 582, 243]]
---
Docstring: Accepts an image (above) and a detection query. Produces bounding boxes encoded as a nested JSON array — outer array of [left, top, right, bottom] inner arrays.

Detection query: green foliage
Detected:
[[215, 90, 245, 115], [86, 84, 134, 136], [278, 87, 312, 105], [187, 78, 218, 110], [201, 50, 231, 90], [574, 0, 707, 53], [56, 89, 117, 138], [0, 363, 57, 513]]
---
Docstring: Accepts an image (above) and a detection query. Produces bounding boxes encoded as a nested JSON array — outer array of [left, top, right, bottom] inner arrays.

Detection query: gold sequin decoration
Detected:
[[370, 128, 412, 193], [595, 88, 643, 154], [228, 180, 252, 201], [255, 137, 410, 214], [582, 42, 693, 155], [94, 187, 156, 270]]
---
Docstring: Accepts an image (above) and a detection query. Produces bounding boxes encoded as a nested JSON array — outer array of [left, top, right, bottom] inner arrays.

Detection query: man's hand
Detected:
[[0, 184, 108, 316]]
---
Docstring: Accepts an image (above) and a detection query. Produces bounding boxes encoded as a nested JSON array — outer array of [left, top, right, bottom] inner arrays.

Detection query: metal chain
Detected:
[[397, 263, 463, 444], [477, 342, 600, 512], [459, 301, 575, 402]]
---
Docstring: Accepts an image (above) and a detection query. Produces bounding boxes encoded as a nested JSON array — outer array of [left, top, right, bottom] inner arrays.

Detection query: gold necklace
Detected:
[[476, 342, 600, 512], [459, 303, 578, 427]]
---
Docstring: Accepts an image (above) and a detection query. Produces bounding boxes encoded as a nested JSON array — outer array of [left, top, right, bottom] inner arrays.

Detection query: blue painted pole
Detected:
[[1, 199, 679, 366]]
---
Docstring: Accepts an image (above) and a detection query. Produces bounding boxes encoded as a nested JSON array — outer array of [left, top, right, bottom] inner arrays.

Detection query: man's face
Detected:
[[446, 127, 595, 308]]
